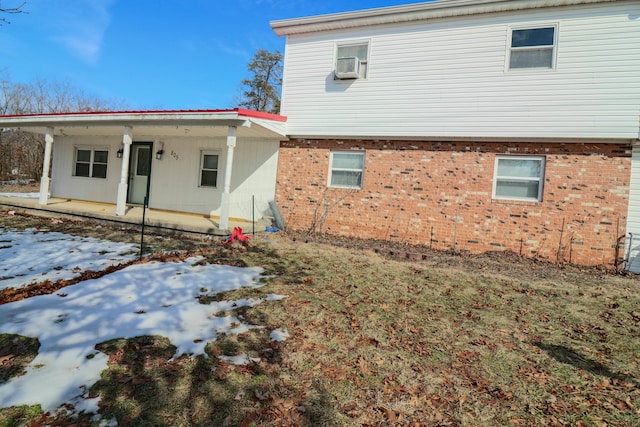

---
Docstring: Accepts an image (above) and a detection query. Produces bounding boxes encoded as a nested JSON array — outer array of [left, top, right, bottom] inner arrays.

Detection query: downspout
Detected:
[[116, 126, 133, 216], [219, 126, 237, 230], [38, 127, 54, 205]]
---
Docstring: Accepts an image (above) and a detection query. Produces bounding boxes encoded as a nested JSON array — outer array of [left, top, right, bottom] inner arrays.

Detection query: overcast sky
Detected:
[[0, 0, 423, 110]]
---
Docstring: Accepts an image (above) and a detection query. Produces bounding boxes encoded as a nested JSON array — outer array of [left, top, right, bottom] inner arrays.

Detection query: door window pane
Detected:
[[136, 147, 151, 176]]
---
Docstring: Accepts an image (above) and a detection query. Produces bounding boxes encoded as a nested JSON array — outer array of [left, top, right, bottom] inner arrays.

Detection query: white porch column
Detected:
[[219, 126, 237, 230], [116, 126, 133, 216], [38, 127, 54, 205]]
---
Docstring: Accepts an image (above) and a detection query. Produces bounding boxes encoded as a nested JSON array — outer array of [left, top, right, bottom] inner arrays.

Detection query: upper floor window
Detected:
[[508, 26, 556, 70], [74, 148, 108, 179], [493, 156, 545, 202], [329, 151, 365, 189], [199, 151, 219, 188], [335, 42, 369, 79]]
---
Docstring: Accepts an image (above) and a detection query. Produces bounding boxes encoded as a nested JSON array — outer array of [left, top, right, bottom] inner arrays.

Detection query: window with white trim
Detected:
[[74, 148, 108, 179], [335, 41, 369, 79], [199, 151, 219, 188], [493, 156, 545, 201], [508, 26, 557, 70], [329, 151, 365, 189]]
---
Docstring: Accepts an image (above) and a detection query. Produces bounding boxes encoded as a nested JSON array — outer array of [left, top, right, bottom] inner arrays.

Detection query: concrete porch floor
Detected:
[[0, 195, 268, 236]]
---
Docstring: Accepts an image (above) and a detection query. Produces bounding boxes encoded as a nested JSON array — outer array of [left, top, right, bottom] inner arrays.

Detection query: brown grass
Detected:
[[0, 209, 639, 426]]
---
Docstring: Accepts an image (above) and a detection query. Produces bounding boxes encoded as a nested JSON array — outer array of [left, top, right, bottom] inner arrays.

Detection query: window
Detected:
[[199, 152, 219, 187], [508, 26, 556, 70], [74, 148, 108, 178], [335, 42, 369, 79], [329, 151, 365, 189], [493, 156, 545, 201], [135, 147, 151, 176]]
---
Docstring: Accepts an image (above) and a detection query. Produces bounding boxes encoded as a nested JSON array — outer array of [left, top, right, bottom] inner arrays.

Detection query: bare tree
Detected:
[[0, 74, 126, 180], [0, 1, 27, 26]]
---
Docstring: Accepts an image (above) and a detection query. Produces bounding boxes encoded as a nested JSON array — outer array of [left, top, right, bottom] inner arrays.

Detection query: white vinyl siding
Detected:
[[279, 1, 640, 140], [329, 151, 365, 188], [74, 148, 108, 179], [493, 156, 545, 202]]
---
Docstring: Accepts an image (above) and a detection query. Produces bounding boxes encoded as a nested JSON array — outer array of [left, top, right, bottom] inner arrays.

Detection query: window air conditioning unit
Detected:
[[335, 57, 360, 79]]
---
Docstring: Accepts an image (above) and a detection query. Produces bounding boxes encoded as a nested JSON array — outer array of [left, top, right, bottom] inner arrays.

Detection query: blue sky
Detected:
[[0, 0, 419, 110]]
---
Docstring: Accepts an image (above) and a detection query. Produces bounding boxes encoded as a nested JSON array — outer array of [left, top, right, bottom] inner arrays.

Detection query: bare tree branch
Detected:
[[0, 73, 127, 180], [0, 1, 27, 26]]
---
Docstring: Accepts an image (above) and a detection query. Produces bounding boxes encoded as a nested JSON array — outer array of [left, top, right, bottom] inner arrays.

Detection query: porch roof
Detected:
[[0, 108, 287, 139]]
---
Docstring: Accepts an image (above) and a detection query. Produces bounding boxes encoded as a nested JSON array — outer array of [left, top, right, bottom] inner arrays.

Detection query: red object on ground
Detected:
[[225, 227, 250, 244]]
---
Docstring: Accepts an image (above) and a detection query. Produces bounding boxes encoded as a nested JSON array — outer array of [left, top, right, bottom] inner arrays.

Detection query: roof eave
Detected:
[[0, 109, 288, 137], [270, 0, 619, 36]]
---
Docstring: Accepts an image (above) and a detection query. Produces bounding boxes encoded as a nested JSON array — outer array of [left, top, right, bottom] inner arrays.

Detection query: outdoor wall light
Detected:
[[156, 149, 164, 160], [116, 148, 124, 158]]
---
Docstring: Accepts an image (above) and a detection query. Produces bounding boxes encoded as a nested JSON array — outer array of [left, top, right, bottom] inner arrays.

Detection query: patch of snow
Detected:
[[0, 192, 40, 199], [0, 228, 139, 289], [266, 294, 287, 301], [218, 354, 261, 365], [0, 257, 271, 414], [270, 328, 290, 342], [96, 417, 118, 427]]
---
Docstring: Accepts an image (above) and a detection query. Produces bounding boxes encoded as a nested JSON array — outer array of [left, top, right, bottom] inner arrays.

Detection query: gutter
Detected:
[[0, 112, 250, 129], [0, 110, 288, 137], [271, 0, 621, 35]]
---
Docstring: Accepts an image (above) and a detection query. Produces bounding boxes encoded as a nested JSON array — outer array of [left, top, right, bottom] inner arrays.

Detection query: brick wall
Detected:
[[276, 139, 631, 267]]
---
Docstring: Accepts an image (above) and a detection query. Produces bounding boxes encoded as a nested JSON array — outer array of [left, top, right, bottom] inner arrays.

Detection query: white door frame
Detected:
[[126, 141, 153, 206]]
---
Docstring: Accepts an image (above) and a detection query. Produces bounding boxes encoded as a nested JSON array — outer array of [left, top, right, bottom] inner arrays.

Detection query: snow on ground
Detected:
[[219, 354, 262, 365], [270, 328, 290, 342], [0, 192, 39, 198], [0, 228, 139, 289], [0, 257, 287, 413]]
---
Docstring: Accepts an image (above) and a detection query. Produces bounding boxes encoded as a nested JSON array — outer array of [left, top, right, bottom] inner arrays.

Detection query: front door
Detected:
[[127, 143, 152, 205]]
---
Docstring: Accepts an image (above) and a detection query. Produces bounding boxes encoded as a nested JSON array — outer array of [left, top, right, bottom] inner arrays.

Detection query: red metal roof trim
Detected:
[[234, 108, 287, 122], [0, 108, 287, 122]]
